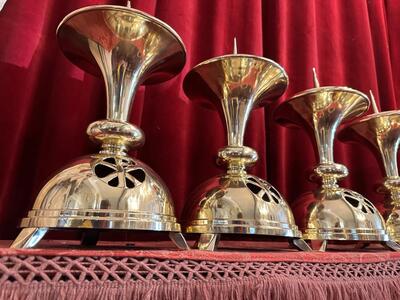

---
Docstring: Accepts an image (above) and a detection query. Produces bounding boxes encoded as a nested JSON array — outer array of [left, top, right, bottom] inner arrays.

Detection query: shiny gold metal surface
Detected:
[[11, 4, 188, 249], [339, 109, 400, 243], [274, 70, 393, 250], [183, 49, 309, 251]]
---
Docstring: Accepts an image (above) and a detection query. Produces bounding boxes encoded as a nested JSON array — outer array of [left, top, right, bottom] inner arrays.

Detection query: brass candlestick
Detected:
[[274, 69, 396, 251], [339, 91, 400, 246], [182, 41, 309, 251], [11, 4, 188, 249]]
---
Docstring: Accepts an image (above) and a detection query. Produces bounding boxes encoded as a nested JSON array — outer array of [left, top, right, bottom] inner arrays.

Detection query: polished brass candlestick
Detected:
[[339, 92, 400, 246], [11, 4, 188, 249], [182, 41, 309, 251], [274, 69, 397, 251]]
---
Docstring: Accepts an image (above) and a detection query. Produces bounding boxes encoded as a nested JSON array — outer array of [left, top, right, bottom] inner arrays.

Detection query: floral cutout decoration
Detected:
[[93, 156, 146, 189], [246, 177, 284, 204], [343, 190, 376, 214]]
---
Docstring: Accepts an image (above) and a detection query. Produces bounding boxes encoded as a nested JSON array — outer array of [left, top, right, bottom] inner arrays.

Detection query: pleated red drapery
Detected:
[[0, 0, 398, 239]]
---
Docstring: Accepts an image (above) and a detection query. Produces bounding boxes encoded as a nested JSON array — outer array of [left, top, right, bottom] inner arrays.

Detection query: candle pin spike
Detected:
[[369, 90, 380, 114], [312, 67, 320, 88], [233, 37, 238, 55], [127, 1, 131, 8]]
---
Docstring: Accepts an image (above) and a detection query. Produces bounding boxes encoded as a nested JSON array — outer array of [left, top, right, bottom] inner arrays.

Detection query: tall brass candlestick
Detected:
[[274, 70, 397, 251], [182, 41, 309, 251], [11, 4, 188, 249], [339, 91, 400, 247]]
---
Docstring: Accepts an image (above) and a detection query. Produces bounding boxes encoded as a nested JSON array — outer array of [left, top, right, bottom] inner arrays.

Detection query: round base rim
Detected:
[[20, 209, 181, 232], [185, 220, 302, 238], [303, 228, 388, 241]]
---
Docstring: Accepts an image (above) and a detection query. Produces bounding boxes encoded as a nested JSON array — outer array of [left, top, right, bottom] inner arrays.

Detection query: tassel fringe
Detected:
[[1, 276, 400, 300]]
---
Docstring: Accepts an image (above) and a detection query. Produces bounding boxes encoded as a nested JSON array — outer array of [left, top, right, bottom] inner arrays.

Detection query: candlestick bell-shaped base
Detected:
[[182, 54, 309, 251], [339, 110, 400, 246], [11, 5, 188, 249], [275, 84, 391, 250]]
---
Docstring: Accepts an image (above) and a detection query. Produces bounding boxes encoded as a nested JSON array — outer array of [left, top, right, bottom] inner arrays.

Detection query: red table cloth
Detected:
[[1, 240, 400, 300]]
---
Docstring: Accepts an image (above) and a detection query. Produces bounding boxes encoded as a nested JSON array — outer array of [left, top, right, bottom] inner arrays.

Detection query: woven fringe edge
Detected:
[[1, 276, 400, 300]]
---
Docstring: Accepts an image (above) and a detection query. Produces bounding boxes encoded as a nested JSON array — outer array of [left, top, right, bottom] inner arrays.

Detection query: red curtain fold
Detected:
[[0, 0, 398, 239]]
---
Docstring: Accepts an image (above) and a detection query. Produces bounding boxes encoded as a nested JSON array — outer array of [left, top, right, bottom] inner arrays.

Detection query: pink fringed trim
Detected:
[[1, 276, 400, 300], [2, 240, 400, 263]]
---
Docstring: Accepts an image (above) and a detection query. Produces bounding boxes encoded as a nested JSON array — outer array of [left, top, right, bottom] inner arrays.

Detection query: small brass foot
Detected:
[[169, 232, 190, 250], [383, 240, 400, 251], [195, 233, 220, 251], [10, 228, 48, 249], [319, 240, 328, 251], [309, 240, 327, 251], [291, 238, 313, 251]]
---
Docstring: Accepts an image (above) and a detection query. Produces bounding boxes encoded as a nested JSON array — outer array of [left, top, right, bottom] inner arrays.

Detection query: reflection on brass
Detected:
[[339, 95, 400, 244], [183, 46, 309, 251], [11, 5, 188, 249], [274, 69, 395, 250]]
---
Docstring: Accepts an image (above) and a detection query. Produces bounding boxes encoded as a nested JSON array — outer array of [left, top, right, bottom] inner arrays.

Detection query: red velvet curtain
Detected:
[[0, 0, 399, 239]]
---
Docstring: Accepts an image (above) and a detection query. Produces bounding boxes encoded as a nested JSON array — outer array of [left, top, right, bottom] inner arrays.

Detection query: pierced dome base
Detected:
[[299, 188, 388, 242], [11, 154, 187, 249], [184, 174, 302, 238]]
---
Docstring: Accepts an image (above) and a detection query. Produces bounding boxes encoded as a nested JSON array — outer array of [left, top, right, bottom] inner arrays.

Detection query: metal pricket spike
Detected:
[[369, 90, 380, 114], [312, 67, 320, 88]]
